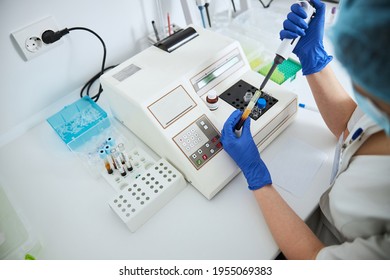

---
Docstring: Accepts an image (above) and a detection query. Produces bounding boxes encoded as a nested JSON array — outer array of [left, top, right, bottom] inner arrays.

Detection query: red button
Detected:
[[216, 142, 222, 148], [202, 155, 208, 160], [211, 137, 217, 143]]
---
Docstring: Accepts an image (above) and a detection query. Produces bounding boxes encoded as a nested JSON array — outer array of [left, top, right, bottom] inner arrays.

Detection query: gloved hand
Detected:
[[221, 110, 272, 190], [280, 0, 332, 75]]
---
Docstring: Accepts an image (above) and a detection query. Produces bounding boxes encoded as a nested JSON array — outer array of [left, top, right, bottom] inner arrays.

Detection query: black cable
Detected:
[[42, 26, 111, 102], [258, 0, 274, 8], [67, 27, 107, 102], [79, 65, 117, 102]]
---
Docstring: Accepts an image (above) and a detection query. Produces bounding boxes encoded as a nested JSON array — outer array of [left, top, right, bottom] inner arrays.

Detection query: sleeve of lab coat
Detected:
[[316, 233, 390, 259]]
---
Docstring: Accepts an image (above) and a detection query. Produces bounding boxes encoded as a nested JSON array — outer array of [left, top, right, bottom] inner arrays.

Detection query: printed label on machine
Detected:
[[148, 86, 197, 128], [173, 115, 222, 170]]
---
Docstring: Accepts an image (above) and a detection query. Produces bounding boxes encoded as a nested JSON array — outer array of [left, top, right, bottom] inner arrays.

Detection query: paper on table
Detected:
[[267, 138, 328, 197]]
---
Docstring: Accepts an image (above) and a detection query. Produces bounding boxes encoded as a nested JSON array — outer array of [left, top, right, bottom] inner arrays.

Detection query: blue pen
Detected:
[[298, 103, 319, 112], [197, 5, 206, 28]]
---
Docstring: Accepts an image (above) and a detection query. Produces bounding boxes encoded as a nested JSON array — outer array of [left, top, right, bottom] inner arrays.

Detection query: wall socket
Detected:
[[11, 16, 63, 61]]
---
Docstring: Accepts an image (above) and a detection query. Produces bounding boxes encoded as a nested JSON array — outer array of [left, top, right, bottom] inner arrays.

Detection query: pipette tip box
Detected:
[[259, 58, 302, 85], [47, 96, 110, 150]]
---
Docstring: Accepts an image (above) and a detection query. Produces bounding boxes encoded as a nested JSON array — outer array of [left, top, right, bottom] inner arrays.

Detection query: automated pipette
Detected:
[[235, 1, 315, 130]]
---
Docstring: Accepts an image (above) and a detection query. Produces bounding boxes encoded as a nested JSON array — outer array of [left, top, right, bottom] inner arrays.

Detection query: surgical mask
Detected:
[[354, 90, 390, 135]]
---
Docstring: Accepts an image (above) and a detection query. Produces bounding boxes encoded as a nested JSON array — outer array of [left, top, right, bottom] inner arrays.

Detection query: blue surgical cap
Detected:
[[329, 0, 390, 103]]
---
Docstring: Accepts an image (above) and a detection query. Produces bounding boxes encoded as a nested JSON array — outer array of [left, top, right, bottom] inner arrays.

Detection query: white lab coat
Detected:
[[314, 108, 390, 259]]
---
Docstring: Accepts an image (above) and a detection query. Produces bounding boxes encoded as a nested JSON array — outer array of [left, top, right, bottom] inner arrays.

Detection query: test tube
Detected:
[[104, 144, 117, 169], [252, 107, 260, 119], [235, 90, 261, 130], [111, 148, 127, 177], [106, 137, 115, 146], [117, 143, 133, 172], [257, 98, 267, 115], [99, 149, 113, 174], [243, 91, 253, 103]]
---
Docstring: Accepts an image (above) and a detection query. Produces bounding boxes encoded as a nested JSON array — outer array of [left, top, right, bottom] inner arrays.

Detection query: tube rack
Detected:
[[109, 158, 186, 232], [101, 146, 156, 193]]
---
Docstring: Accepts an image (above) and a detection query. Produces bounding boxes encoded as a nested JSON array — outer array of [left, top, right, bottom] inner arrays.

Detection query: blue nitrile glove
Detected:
[[221, 110, 272, 190], [280, 0, 332, 75]]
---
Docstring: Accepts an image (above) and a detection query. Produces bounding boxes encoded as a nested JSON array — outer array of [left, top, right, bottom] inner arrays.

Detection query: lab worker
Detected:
[[221, 0, 390, 259]]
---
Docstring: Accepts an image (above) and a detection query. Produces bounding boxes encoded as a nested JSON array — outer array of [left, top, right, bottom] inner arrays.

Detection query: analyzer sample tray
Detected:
[[219, 80, 278, 120]]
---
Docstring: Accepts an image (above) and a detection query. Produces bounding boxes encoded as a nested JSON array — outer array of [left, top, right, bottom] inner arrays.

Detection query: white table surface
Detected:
[[0, 85, 338, 260]]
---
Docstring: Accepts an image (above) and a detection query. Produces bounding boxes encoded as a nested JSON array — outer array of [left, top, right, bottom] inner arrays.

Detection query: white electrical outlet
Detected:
[[11, 16, 63, 61]]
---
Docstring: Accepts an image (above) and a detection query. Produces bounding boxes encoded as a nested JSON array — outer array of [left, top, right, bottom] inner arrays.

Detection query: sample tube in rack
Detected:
[[111, 148, 127, 177], [99, 149, 113, 174], [106, 137, 115, 146], [105, 144, 117, 169], [117, 143, 133, 172]]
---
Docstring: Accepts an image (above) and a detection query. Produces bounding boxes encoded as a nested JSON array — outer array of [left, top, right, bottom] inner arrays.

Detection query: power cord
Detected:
[[42, 27, 113, 102], [79, 64, 117, 101]]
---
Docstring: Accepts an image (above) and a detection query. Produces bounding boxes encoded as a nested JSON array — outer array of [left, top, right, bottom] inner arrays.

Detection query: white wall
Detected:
[[0, 0, 245, 144], [0, 0, 188, 142]]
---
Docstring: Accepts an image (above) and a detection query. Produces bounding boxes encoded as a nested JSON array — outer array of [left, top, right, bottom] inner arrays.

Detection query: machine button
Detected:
[[197, 149, 202, 154], [204, 125, 208, 130], [210, 149, 215, 154], [211, 137, 217, 143], [200, 121, 205, 125], [216, 142, 222, 148], [196, 159, 203, 166], [205, 143, 210, 148], [192, 154, 197, 159], [202, 155, 208, 160]]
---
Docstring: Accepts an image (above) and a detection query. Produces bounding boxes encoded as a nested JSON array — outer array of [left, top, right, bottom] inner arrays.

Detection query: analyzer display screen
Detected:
[[196, 56, 240, 89]]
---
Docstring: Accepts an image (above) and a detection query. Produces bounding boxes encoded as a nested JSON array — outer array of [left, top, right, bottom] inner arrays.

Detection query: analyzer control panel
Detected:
[[173, 115, 222, 169]]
